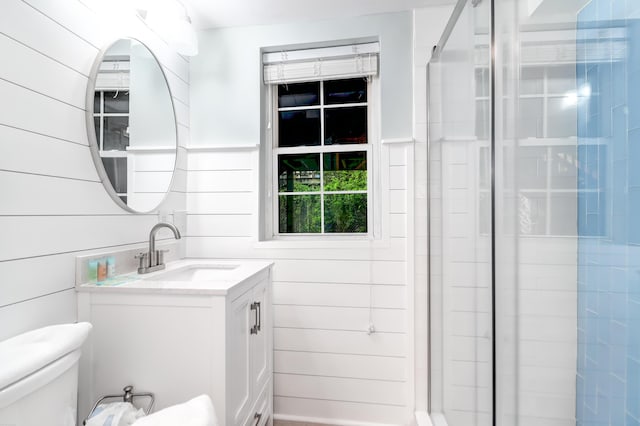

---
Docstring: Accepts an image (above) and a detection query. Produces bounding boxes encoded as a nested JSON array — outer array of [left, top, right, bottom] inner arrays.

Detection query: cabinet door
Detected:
[[229, 289, 253, 425], [250, 279, 270, 395]]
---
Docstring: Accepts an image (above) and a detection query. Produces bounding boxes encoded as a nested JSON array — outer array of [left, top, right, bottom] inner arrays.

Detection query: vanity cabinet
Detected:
[[76, 261, 273, 426], [229, 277, 271, 426]]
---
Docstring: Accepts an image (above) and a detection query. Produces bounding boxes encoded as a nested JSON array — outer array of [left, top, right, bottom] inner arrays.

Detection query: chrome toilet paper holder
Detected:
[[84, 385, 155, 425]]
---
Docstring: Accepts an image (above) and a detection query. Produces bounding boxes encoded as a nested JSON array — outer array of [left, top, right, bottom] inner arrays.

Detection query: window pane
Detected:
[[520, 67, 544, 95], [103, 117, 129, 151], [475, 68, 490, 97], [550, 146, 578, 189], [278, 154, 320, 192], [519, 97, 543, 138], [518, 146, 548, 189], [518, 192, 546, 235], [550, 193, 577, 236], [279, 195, 321, 233], [94, 92, 101, 114], [479, 147, 490, 188], [547, 98, 577, 138], [279, 110, 321, 147], [479, 192, 491, 235], [103, 90, 129, 113], [278, 82, 320, 107], [101, 157, 127, 194], [324, 106, 367, 145], [324, 78, 367, 105], [94, 117, 100, 144], [324, 194, 367, 233], [547, 65, 575, 94], [475, 99, 490, 140], [323, 151, 367, 191]]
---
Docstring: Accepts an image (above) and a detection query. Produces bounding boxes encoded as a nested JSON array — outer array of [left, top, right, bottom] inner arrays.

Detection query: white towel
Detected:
[[133, 395, 218, 426], [85, 402, 145, 426]]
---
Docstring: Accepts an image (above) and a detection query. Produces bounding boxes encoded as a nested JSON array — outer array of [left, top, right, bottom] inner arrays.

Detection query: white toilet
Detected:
[[0, 323, 217, 426], [0, 322, 92, 426]]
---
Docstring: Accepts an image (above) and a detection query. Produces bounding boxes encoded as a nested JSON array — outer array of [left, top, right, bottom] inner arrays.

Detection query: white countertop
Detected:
[[76, 259, 273, 296]]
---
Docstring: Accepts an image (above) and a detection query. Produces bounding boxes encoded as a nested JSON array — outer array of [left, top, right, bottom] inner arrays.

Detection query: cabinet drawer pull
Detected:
[[254, 412, 262, 425], [256, 302, 262, 331], [250, 302, 261, 334]]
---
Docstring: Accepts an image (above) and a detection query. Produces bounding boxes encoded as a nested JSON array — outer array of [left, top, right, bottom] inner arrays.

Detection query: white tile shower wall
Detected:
[[517, 237, 577, 426], [440, 141, 493, 426], [186, 143, 412, 424], [0, 0, 189, 340]]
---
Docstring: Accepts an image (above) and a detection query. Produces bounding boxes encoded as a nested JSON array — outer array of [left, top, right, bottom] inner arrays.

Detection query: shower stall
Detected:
[[425, 0, 640, 424]]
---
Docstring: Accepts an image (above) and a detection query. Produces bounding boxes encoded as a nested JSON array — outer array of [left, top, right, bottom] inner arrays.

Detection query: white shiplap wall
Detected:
[[186, 143, 413, 425], [0, 0, 189, 340]]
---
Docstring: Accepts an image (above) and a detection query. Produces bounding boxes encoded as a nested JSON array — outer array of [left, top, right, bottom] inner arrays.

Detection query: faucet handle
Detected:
[[135, 252, 148, 270], [156, 249, 170, 265]]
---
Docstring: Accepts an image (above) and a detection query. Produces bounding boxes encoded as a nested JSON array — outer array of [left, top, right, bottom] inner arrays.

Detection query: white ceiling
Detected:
[[180, 0, 456, 30]]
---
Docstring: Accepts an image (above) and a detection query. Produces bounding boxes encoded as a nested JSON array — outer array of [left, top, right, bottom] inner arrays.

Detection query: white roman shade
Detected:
[[263, 42, 379, 84], [95, 59, 130, 89]]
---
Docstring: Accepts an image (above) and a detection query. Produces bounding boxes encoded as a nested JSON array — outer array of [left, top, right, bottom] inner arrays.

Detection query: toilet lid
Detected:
[[0, 322, 92, 391]]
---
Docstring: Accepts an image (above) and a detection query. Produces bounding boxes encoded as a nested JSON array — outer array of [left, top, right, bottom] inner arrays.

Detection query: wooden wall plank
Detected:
[[274, 328, 406, 357], [187, 170, 255, 192], [187, 193, 255, 215], [0, 34, 87, 108], [0, 126, 97, 179], [274, 373, 406, 406], [274, 396, 409, 424], [0, 289, 76, 341], [0, 79, 86, 143], [274, 305, 405, 333], [186, 214, 254, 237], [188, 151, 255, 171], [0, 254, 75, 307], [274, 350, 406, 381], [0, 0, 98, 75], [0, 171, 124, 215], [273, 282, 406, 309], [0, 215, 157, 261], [272, 259, 406, 285]]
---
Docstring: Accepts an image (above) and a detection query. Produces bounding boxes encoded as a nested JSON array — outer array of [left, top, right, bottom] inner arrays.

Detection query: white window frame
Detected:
[[93, 88, 129, 200], [263, 77, 381, 240]]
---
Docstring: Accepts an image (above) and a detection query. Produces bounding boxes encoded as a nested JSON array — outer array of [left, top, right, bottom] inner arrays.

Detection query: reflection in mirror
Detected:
[[88, 38, 177, 213]]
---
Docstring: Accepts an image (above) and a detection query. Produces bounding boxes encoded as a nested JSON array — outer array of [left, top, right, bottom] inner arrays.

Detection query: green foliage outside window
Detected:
[[279, 169, 367, 233]]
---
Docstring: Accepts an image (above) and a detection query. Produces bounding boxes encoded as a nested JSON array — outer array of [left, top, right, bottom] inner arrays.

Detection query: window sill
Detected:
[[253, 235, 390, 250]]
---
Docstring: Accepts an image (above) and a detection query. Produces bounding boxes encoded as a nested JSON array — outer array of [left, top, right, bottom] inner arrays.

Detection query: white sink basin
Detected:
[[144, 264, 240, 282]]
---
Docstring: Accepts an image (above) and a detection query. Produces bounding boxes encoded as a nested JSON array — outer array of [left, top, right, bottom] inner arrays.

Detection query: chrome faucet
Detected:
[[136, 222, 181, 274]]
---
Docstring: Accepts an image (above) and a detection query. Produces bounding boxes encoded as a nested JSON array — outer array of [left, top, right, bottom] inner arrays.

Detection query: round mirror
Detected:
[[86, 38, 177, 213]]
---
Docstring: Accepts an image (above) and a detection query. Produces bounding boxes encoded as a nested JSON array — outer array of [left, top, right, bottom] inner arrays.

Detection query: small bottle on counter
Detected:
[[88, 260, 98, 283], [97, 258, 107, 283], [106, 256, 116, 279]]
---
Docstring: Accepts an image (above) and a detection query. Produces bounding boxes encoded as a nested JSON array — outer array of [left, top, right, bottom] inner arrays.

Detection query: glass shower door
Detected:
[[428, 0, 493, 424]]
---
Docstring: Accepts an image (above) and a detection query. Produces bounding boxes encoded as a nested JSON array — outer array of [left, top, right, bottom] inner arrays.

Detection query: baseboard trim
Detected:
[[414, 411, 433, 426], [274, 413, 401, 426]]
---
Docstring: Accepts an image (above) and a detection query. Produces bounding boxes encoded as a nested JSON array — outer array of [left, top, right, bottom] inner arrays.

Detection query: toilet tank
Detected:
[[0, 322, 92, 426]]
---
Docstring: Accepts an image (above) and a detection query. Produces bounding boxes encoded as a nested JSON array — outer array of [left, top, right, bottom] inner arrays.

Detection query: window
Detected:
[[274, 78, 370, 235], [262, 42, 379, 238], [93, 89, 130, 203]]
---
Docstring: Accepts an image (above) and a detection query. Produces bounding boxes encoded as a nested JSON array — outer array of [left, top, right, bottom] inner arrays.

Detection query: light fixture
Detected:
[[144, 0, 199, 56], [87, 0, 198, 55]]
